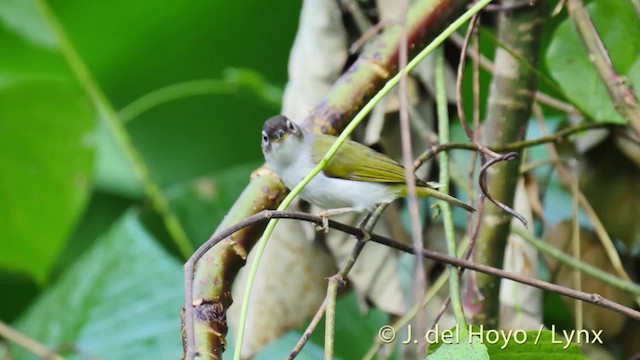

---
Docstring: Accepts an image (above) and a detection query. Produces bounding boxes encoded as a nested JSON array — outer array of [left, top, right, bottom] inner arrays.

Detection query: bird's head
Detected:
[[261, 115, 304, 155]]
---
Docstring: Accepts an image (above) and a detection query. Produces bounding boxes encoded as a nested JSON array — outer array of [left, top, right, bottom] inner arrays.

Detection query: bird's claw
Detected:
[[315, 216, 330, 234]]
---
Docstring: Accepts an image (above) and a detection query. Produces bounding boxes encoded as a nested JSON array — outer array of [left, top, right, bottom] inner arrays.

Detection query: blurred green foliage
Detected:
[[1, 0, 639, 359], [546, 0, 640, 124], [0, 0, 299, 343]]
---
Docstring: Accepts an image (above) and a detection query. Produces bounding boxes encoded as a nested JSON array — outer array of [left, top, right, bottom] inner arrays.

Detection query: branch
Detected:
[[187, 210, 640, 322], [0, 320, 65, 360], [448, 32, 580, 115], [413, 122, 613, 168], [567, 0, 640, 137]]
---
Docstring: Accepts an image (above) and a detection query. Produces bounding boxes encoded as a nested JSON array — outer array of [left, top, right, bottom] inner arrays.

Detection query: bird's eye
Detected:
[[262, 132, 269, 143], [286, 120, 296, 132]]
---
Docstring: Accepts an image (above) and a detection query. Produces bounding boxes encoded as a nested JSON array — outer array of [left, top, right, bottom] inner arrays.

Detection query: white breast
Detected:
[[264, 136, 396, 212]]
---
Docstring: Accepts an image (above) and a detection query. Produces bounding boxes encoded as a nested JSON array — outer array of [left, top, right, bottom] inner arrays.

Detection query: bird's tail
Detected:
[[416, 186, 475, 212]]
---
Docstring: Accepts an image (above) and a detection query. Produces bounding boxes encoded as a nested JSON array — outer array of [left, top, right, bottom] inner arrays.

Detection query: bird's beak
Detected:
[[275, 131, 288, 141]]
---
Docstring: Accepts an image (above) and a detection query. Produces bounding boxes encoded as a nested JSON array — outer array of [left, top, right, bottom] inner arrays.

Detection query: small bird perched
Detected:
[[261, 115, 474, 216]]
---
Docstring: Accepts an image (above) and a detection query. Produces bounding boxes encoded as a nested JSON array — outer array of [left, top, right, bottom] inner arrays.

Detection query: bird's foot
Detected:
[[314, 207, 361, 233], [315, 215, 330, 234]]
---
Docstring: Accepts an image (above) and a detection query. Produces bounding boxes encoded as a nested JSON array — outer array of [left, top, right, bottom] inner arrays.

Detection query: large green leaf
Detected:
[[0, 15, 95, 281], [11, 212, 183, 359], [487, 330, 586, 359], [0, 81, 94, 282], [429, 328, 586, 359], [46, 0, 299, 193], [0, 0, 56, 49], [546, 1, 640, 124], [0, 0, 94, 325], [430, 329, 489, 360], [164, 163, 258, 248]]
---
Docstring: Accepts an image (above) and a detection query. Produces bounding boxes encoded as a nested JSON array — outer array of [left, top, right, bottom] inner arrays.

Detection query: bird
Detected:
[[261, 115, 474, 218]]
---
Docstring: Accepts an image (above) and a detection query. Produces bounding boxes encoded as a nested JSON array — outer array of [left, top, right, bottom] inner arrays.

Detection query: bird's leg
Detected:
[[315, 207, 361, 233], [315, 216, 330, 234]]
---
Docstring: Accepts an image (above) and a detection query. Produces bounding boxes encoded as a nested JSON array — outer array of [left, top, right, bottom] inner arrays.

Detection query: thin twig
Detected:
[[186, 210, 640, 320], [456, 15, 483, 146], [435, 47, 467, 326], [287, 206, 386, 359], [531, 105, 637, 298], [463, 24, 481, 218], [413, 121, 612, 167], [455, 13, 525, 226], [466, 23, 486, 261], [448, 32, 580, 115], [570, 160, 584, 331], [482, 0, 537, 13], [363, 259, 452, 360], [479, 153, 528, 227], [0, 320, 66, 360], [349, 19, 396, 54], [512, 226, 640, 296], [324, 275, 342, 360], [287, 301, 327, 360], [567, 0, 640, 137], [398, 0, 428, 356], [428, 197, 486, 339]]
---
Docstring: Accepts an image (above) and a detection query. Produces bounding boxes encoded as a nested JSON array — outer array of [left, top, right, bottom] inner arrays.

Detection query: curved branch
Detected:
[[479, 152, 528, 227], [185, 210, 640, 324]]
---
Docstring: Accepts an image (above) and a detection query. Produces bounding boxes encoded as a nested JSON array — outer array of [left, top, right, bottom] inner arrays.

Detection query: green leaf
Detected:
[[11, 212, 184, 359], [429, 327, 586, 359], [486, 330, 586, 359], [45, 0, 298, 191], [94, 118, 145, 198], [546, 1, 640, 124], [0, 0, 96, 283], [429, 327, 489, 360], [0, 0, 56, 48], [0, 81, 95, 282], [165, 163, 257, 247]]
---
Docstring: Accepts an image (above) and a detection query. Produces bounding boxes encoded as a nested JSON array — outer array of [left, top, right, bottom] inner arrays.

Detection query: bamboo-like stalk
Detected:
[[473, 0, 545, 327]]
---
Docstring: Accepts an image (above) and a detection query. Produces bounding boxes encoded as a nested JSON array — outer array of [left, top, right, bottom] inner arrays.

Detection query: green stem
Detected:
[[119, 80, 236, 122], [232, 0, 493, 358], [435, 48, 466, 326], [35, 0, 193, 259], [324, 277, 339, 360], [512, 226, 640, 296], [362, 237, 471, 360], [414, 122, 610, 166], [119, 74, 281, 123]]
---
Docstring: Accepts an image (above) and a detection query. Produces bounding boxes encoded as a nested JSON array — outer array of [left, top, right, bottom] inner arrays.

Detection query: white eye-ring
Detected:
[[262, 131, 269, 143]]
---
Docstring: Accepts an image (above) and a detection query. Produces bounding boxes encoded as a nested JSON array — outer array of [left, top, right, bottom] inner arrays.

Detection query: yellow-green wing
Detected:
[[312, 134, 426, 185]]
